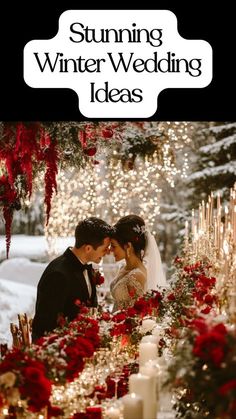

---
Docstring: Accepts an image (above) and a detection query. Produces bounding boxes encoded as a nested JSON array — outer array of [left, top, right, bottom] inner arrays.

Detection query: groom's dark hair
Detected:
[[113, 214, 146, 257], [75, 217, 113, 249]]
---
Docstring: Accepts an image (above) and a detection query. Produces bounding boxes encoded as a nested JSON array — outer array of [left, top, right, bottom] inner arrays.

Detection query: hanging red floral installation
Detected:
[[0, 122, 58, 258], [0, 120, 193, 258]]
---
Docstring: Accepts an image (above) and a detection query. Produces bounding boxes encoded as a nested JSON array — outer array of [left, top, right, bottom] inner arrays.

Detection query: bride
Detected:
[[110, 215, 166, 312]]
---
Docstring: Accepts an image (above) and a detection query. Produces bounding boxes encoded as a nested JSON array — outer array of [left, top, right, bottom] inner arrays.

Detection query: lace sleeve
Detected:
[[127, 271, 146, 298], [111, 269, 146, 311]]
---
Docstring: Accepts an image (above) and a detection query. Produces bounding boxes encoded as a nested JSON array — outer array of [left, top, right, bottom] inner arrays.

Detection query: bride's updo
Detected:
[[113, 214, 146, 258]]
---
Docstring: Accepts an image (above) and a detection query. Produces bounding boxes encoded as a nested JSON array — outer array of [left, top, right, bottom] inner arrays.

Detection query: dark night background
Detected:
[[0, 2, 235, 121]]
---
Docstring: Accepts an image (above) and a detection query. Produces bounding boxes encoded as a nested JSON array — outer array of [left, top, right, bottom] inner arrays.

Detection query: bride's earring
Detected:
[[127, 248, 131, 258]]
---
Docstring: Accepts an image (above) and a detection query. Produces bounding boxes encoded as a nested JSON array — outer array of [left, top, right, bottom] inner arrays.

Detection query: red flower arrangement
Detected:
[[78, 122, 122, 161], [164, 257, 218, 330], [166, 318, 236, 418], [35, 314, 100, 384], [108, 290, 165, 345], [0, 348, 52, 413], [91, 269, 105, 286], [0, 122, 58, 258]]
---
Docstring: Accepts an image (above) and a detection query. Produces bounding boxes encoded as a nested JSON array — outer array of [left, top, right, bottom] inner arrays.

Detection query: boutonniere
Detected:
[[91, 268, 105, 286]]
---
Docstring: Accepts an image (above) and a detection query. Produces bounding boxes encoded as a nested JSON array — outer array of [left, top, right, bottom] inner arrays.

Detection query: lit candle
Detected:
[[220, 222, 224, 251], [185, 220, 189, 240], [141, 335, 159, 345], [210, 192, 214, 225], [105, 406, 120, 419], [217, 191, 221, 213], [129, 373, 156, 419], [234, 206, 236, 243], [139, 342, 157, 366], [202, 200, 205, 230], [152, 325, 162, 340], [214, 217, 217, 247], [191, 209, 195, 235], [206, 203, 209, 233], [122, 393, 143, 419], [140, 360, 160, 401], [225, 205, 229, 229], [198, 204, 202, 229], [140, 318, 156, 334]]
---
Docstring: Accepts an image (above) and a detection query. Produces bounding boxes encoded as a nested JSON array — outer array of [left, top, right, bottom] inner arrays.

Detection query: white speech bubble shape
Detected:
[[24, 10, 212, 118]]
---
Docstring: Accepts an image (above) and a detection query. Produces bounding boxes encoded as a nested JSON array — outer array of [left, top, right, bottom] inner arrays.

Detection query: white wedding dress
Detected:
[[110, 266, 146, 312], [110, 231, 167, 311]]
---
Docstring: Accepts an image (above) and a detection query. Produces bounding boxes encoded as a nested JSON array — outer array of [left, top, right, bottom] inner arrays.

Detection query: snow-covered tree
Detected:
[[188, 122, 236, 206]]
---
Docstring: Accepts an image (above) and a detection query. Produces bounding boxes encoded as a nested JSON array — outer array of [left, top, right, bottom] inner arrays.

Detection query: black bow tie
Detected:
[[82, 263, 90, 271]]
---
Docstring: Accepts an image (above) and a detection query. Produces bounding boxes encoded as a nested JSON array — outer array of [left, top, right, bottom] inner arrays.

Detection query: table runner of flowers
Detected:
[[0, 252, 235, 419]]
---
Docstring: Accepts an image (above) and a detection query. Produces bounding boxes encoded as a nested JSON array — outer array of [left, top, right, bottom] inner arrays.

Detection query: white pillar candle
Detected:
[[140, 360, 161, 400], [129, 373, 156, 419], [105, 406, 120, 419], [122, 393, 143, 419], [140, 318, 156, 333], [139, 342, 157, 366], [141, 335, 159, 345], [152, 325, 162, 339]]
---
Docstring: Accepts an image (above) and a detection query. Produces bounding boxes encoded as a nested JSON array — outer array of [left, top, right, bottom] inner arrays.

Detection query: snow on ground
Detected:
[[0, 279, 36, 346], [0, 258, 47, 287], [0, 234, 74, 262], [0, 235, 118, 346], [0, 235, 50, 345]]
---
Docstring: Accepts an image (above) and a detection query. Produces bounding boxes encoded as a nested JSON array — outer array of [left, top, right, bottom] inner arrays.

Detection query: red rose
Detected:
[[204, 294, 215, 305], [190, 318, 208, 334], [47, 404, 63, 417], [201, 306, 211, 314], [167, 293, 176, 301], [91, 270, 105, 285], [102, 128, 113, 138], [112, 312, 126, 323], [218, 379, 236, 395], [20, 378, 52, 412], [86, 406, 102, 419], [84, 329, 100, 348], [126, 307, 137, 317], [193, 327, 227, 367], [66, 358, 85, 381], [79, 131, 87, 148], [23, 366, 45, 383], [213, 323, 227, 335], [100, 312, 111, 321], [83, 147, 97, 157], [133, 298, 151, 316]]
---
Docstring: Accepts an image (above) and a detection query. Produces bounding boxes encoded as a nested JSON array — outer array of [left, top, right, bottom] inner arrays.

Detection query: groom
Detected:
[[32, 217, 113, 341]]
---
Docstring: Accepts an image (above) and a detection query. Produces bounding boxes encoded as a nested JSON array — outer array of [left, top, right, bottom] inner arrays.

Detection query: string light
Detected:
[[45, 122, 194, 254]]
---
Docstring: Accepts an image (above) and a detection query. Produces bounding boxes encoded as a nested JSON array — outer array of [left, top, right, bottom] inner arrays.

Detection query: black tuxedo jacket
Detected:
[[32, 247, 97, 341]]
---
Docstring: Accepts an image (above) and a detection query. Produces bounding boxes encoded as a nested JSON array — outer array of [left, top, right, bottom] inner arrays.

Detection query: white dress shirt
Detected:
[[77, 257, 92, 297], [69, 249, 92, 297], [83, 267, 92, 297]]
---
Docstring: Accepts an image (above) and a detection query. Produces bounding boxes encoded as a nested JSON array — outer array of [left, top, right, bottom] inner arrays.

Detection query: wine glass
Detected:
[[109, 361, 125, 400]]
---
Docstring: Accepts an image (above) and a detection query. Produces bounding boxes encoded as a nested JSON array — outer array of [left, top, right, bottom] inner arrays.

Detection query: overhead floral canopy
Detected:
[[0, 121, 194, 257]]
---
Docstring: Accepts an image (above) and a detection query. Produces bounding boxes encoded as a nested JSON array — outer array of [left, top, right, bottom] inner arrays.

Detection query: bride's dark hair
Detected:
[[113, 214, 146, 258]]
